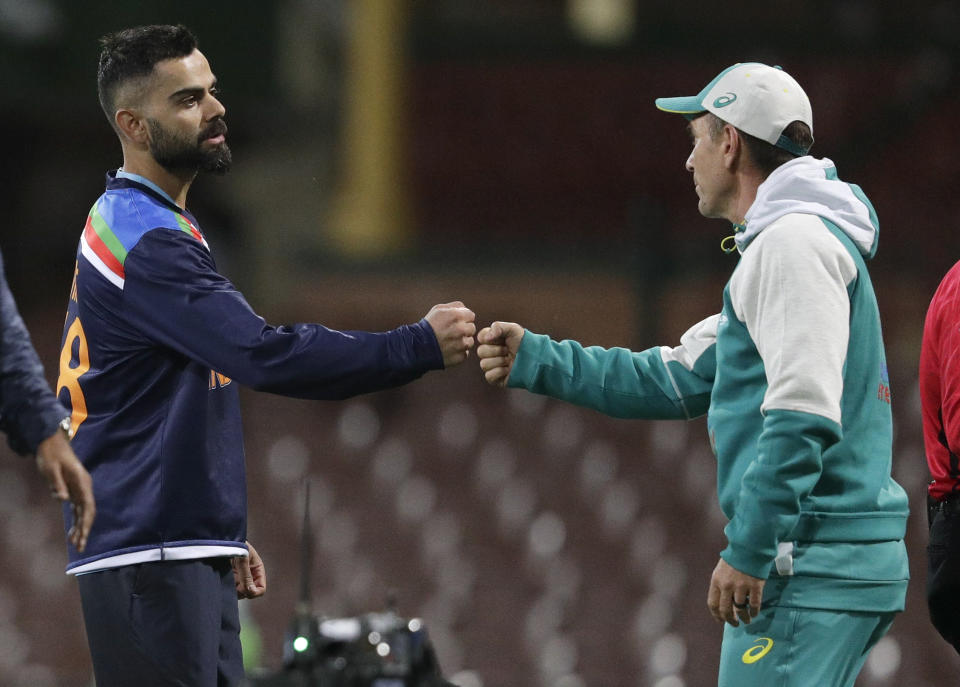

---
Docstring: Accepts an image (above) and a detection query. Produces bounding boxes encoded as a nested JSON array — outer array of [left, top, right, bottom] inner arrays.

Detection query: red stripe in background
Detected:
[[83, 215, 125, 279]]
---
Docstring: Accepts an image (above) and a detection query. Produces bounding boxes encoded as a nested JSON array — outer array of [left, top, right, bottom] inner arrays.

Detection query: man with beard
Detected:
[[57, 25, 476, 686]]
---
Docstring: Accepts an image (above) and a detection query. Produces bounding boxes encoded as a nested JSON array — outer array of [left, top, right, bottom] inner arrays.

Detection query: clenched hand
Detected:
[[477, 321, 525, 387], [425, 302, 476, 368]]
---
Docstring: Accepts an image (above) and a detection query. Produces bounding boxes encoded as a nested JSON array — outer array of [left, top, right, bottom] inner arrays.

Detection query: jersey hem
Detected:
[[66, 543, 248, 575]]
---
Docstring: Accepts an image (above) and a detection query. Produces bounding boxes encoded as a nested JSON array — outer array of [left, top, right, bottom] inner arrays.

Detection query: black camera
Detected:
[[243, 482, 456, 687], [245, 604, 454, 687]]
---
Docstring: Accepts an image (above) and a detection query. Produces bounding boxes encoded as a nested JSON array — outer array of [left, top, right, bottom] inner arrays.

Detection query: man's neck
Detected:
[[120, 155, 195, 209], [728, 171, 764, 226]]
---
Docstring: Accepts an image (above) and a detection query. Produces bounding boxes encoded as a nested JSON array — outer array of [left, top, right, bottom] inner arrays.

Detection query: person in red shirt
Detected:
[[919, 259, 960, 652]]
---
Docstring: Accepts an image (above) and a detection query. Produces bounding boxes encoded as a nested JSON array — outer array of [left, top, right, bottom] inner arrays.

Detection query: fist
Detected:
[[425, 301, 476, 368], [477, 321, 524, 387]]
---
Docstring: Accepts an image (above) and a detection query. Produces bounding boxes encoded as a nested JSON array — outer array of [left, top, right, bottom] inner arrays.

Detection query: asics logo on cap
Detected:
[[713, 93, 737, 108]]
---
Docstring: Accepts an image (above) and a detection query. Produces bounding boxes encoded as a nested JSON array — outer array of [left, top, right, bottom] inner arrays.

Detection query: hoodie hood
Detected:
[[737, 156, 879, 258]]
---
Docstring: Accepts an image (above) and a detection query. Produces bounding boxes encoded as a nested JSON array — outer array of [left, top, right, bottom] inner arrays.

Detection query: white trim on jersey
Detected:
[[68, 544, 248, 575], [659, 314, 720, 420], [79, 233, 125, 289]]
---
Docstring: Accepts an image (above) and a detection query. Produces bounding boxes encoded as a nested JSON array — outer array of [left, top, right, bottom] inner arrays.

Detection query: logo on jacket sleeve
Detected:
[[876, 362, 891, 405]]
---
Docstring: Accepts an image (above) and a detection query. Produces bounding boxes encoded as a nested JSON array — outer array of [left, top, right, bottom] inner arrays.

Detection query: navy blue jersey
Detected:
[[57, 171, 443, 573]]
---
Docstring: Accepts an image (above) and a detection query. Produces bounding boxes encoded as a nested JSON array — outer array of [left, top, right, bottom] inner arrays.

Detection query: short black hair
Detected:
[[97, 24, 198, 127]]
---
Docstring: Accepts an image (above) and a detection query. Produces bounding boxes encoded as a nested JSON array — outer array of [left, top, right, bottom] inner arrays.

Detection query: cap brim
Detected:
[[655, 95, 705, 115]]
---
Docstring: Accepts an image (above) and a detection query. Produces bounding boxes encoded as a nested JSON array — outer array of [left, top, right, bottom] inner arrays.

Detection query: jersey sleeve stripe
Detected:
[[85, 206, 128, 274], [80, 228, 125, 288], [174, 212, 201, 240], [174, 212, 210, 250]]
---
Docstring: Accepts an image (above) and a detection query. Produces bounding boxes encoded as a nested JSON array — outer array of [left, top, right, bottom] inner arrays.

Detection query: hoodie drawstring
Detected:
[[721, 221, 747, 254]]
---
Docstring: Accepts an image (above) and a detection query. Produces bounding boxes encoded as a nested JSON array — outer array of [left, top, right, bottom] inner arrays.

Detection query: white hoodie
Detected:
[[729, 155, 880, 424], [739, 156, 879, 257]]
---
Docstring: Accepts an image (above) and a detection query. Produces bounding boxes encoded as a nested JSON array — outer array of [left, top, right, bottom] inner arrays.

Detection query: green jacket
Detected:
[[508, 157, 908, 612]]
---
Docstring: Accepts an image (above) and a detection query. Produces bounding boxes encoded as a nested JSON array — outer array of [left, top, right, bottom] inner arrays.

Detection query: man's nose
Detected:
[[206, 94, 226, 120]]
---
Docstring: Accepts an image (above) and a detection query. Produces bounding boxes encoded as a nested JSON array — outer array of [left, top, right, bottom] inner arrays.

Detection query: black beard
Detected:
[[146, 118, 232, 176]]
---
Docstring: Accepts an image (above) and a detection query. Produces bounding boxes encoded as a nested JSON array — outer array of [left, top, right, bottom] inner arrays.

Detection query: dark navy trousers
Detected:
[[77, 557, 244, 686]]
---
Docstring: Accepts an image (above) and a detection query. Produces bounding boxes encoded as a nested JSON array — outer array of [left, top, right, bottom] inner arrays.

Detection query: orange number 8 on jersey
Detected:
[[57, 317, 90, 437]]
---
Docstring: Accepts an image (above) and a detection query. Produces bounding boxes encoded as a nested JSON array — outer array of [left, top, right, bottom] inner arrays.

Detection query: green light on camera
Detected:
[[293, 636, 310, 653]]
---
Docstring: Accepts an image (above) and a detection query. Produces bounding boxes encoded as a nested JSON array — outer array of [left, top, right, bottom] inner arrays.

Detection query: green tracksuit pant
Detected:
[[718, 604, 896, 686]]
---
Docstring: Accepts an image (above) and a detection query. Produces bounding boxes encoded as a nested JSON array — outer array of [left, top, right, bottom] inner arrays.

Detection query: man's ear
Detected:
[[721, 123, 742, 170], [115, 108, 149, 146]]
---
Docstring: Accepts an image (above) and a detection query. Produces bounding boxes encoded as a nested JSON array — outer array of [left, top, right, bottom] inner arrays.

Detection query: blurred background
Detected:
[[1, 0, 958, 685]]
